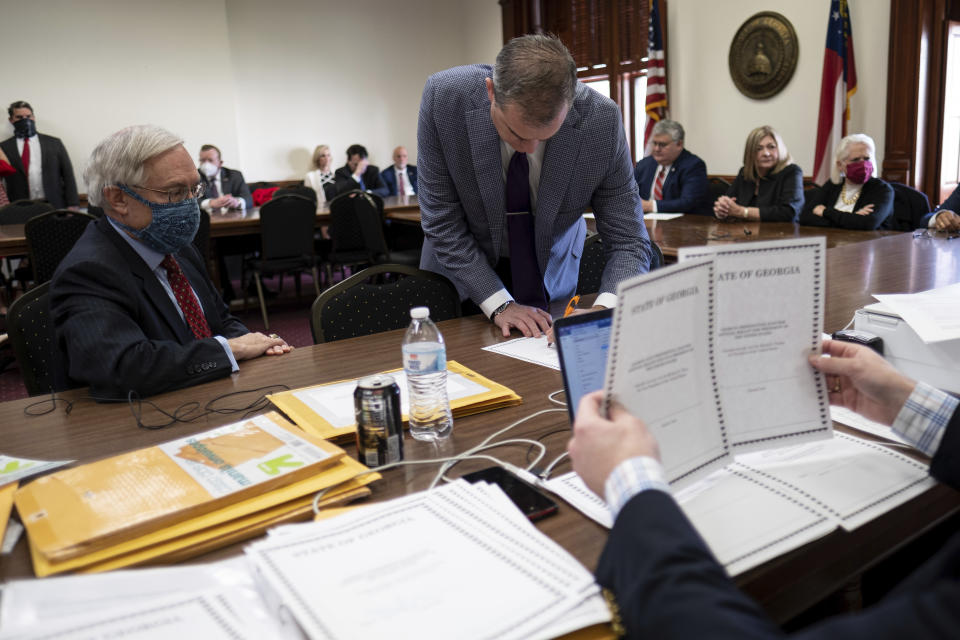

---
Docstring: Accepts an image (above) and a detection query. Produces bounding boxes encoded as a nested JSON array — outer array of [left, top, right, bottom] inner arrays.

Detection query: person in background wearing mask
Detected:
[[799, 133, 893, 230], [197, 144, 253, 212], [381, 145, 417, 197], [50, 125, 290, 399], [0, 100, 79, 209]]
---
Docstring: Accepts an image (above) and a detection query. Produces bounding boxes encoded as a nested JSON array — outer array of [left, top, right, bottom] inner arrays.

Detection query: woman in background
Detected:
[[714, 125, 803, 222], [799, 133, 893, 230], [304, 144, 336, 208]]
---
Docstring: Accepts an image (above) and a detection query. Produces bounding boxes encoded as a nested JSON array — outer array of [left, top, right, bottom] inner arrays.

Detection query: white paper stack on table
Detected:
[[246, 480, 610, 640]]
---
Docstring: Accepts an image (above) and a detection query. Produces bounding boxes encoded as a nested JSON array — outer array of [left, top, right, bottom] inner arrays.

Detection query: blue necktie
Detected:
[[505, 152, 547, 309]]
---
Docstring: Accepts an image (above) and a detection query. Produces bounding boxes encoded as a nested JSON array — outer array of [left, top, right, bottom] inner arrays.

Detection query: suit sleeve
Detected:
[[798, 184, 834, 227], [758, 164, 803, 222], [591, 113, 652, 294], [51, 261, 237, 398], [232, 170, 253, 209], [417, 74, 505, 304], [935, 184, 960, 214], [818, 179, 894, 230], [55, 139, 79, 207], [381, 168, 398, 196], [657, 156, 709, 214], [368, 168, 390, 198]]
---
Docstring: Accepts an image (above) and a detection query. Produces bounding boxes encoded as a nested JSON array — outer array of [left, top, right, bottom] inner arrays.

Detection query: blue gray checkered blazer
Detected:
[[417, 64, 651, 304]]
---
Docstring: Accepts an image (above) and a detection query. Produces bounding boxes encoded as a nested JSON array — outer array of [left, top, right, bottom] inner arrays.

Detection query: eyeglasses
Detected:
[[650, 140, 674, 149], [128, 183, 205, 203]]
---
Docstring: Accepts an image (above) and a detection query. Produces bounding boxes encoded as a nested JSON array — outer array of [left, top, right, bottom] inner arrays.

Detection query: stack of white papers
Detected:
[[543, 433, 933, 576], [246, 480, 608, 640], [483, 336, 560, 370], [873, 282, 960, 343]]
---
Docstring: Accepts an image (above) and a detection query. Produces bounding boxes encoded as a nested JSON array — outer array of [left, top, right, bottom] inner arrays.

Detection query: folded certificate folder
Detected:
[[268, 360, 522, 441], [16, 412, 344, 563]]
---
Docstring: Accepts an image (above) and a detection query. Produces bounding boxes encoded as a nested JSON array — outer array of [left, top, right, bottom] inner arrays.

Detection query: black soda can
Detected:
[[354, 374, 404, 467]]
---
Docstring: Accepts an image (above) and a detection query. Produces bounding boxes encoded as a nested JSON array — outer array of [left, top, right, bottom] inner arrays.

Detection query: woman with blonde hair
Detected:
[[303, 144, 336, 207], [799, 133, 893, 229], [714, 125, 803, 222]]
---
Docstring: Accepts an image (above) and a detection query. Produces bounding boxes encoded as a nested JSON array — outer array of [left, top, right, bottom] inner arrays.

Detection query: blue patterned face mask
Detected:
[[114, 185, 200, 255]]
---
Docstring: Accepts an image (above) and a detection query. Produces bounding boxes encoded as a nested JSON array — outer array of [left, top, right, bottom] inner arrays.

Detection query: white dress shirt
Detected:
[[16, 135, 44, 200], [648, 163, 673, 213], [394, 165, 416, 196]]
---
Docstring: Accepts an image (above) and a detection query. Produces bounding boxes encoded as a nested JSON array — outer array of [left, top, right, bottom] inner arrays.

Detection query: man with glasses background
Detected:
[[634, 119, 711, 216], [50, 125, 290, 399]]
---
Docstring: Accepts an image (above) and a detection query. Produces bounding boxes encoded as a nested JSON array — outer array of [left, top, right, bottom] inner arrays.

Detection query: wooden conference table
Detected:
[[1, 231, 959, 628]]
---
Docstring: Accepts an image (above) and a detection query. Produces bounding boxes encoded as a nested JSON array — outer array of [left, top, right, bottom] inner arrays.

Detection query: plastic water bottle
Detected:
[[402, 307, 453, 441]]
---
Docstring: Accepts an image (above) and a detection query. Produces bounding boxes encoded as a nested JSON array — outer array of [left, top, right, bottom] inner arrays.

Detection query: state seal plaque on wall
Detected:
[[728, 12, 799, 100]]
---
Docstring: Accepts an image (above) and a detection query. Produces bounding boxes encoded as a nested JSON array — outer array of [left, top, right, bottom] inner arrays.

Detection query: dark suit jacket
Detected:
[[633, 148, 711, 215], [381, 165, 418, 196], [0, 133, 79, 208], [597, 407, 960, 639], [201, 166, 253, 209], [799, 177, 894, 230], [50, 217, 249, 399], [726, 163, 804, 222], [334, 164, 389, 198], [921, 184, 960, 228]]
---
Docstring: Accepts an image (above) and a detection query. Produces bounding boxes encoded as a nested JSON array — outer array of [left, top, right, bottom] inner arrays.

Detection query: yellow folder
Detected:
[[0, 482, 16, 542], [16, 412, 344, 563], [28, 456, 379, 576], [269, 360, 522, 442]]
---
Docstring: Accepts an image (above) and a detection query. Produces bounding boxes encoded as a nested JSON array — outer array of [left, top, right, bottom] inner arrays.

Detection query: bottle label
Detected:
[[403, 344, 446, 373]]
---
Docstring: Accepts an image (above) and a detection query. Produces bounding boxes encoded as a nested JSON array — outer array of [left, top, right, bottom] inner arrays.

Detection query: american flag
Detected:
[[643, 0, 667, 155], [813, 0, 857, 184]]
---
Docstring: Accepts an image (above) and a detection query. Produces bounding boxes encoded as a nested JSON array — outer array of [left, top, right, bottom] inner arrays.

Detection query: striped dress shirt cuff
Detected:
[[891, 381, 958, 457], [604, 456, 671, 520]]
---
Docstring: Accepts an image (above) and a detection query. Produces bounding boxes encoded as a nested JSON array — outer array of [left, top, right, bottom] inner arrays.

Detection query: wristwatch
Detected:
[[490, 301, 512, 321]]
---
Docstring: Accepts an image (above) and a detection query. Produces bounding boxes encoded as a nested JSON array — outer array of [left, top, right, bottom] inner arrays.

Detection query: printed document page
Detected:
[[679, 238, 831, 451], [483, 336, 560, 370], [873, 282, 960, 343], [605, 258, 731, 486]]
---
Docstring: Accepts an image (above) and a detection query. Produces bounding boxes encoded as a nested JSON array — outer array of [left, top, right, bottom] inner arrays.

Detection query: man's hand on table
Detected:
[[493, 303, 552, 338]]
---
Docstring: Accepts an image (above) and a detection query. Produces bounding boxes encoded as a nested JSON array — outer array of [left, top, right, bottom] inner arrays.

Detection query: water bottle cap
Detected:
[[410, 306, 430, 319]]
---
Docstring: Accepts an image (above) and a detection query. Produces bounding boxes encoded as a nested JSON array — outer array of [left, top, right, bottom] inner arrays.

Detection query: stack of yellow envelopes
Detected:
[[14, 412, 379, 577], [268, 360, 522, 442]]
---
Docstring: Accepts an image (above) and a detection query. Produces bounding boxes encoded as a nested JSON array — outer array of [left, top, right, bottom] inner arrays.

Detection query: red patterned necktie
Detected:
[[160, 255, 212, 339], [397, 171, 405, 195], [653, 166, 665, 200], [21, 137, 30, 190]]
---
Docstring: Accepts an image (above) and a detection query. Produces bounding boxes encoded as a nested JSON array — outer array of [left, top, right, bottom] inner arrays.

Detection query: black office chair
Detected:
[[6, 281, 56, 396], [707, 176, 730, 205], [274, 185, 318, 205], [326, 190, 418, 283], [24, 210, 97, 284], [886, 182, 932, 231], [191, 206, 212, 269], [243, 194, 321, 329], [0, 199, 54, 224], [310, 264, 460, 344], [576, 235, 664, 295]]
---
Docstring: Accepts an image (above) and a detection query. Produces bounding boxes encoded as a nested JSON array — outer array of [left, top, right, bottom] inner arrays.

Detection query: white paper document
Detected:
[[291, 369, 491, 428], [246, 480, 604, 640], [830, 406, 912, 447], [873, 282, 960, 343], [584, 212, 683, 221], [0, 455, 73, 487], [483, 336, 560, 370]]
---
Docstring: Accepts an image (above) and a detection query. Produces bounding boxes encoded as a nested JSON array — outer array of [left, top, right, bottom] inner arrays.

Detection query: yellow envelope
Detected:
[[0, 482, 16, 542]]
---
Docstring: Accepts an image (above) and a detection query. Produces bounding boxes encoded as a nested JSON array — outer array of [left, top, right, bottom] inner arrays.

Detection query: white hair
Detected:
[[831, 133, 878, 184], [652, 119, 685, 143], [84, 125, 184, 206]]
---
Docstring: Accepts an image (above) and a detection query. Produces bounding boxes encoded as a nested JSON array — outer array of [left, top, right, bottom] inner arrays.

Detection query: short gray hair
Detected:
[[831, 133, 877, 183], [492, 34, 577, 126], [652, 119, 684, 143], [85, 125, 184, 206]]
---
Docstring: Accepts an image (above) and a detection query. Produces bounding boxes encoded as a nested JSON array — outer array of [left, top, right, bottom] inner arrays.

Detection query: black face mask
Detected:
[[13, 118, 36, 138]]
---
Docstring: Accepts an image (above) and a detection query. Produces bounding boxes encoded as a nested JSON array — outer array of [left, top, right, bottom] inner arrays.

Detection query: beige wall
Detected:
[[668, 0, 889, 177], [0, 0, 503, 188]]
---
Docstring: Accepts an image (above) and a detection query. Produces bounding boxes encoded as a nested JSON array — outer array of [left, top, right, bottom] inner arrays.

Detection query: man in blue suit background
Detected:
[[381, 146, 417, 196], [921, 185, 960, 231], [418, 35, 651, 338], [634, 119, 710, 216]]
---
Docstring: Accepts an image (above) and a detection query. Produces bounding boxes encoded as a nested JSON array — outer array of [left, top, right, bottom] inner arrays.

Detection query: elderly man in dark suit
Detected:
[[51, 125, 290, 399], [381, 145, 418, 196], [0, 100, 79, 209], [417, 34, 651, 337], [568, 338, 960, 638], [197, 144, 253, 211], [633, 119, 710, 216]]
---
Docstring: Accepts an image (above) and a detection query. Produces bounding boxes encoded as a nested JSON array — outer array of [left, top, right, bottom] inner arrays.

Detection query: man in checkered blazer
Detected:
[[418, 34, 651, 338]]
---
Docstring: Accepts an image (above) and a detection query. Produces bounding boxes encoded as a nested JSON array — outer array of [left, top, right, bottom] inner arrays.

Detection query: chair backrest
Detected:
[[310, 264, 461, 344], [707, 177, 730, 204], [6, 281, 56, 396], [887, 182, 932, 231], [24, 210, 98, 283], [0, 199, 55, 225], [274, 185, 318, 204], [258, 194, 318, 260], [576, 234, 663, 295], [328, 190, 389, 260]]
